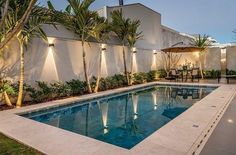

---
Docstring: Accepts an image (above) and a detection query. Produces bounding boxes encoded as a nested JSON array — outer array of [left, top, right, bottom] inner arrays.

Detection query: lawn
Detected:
[[0, 133, 43, 155]]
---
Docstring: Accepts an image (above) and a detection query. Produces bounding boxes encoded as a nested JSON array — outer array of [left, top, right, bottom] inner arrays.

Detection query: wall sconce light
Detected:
[[132, 47, 137, 53], [101, 44, 107, 51], [153, 50, 157, 55], [48, 43, 55, 47]]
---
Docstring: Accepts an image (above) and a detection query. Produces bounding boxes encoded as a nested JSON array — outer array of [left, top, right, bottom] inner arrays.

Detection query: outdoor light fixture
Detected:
[[153, 50, 157, 55], [132, 47, 137, 53], [101, 44, 107, 51], [48, 43, 55, 47]]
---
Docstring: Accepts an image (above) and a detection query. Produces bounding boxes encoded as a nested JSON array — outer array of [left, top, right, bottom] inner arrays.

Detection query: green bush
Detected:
[[50, 81, 71, 97], [157, 69, 167, 78], [227, 69, 236, 75], [203, 70, 220, 79], [133, 72, 147, 84], [27, 81, 53, 103], [66, 79, 86, 95], [147, 70, 159, 82], [98, 74, 126, 91]]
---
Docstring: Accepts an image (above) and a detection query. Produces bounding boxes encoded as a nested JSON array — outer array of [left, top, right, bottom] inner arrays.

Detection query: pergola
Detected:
[[161, 42, 203, 73]]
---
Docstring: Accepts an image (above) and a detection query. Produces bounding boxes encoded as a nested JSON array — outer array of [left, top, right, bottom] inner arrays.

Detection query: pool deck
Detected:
[[200, 95, 236, 155], [0, 82, 235, 155]]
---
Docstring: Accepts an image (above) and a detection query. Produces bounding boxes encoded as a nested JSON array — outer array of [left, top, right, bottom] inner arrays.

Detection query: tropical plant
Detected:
[[90, 16, 111, 93], [58, 0, 98, 94], [0, 80, 15, 106], [191, 34, 212, 79], [0, 0, 38, 51], [111, 10, 130, 84], [4, 1, 53, 107], [127, 19, 142, 85]]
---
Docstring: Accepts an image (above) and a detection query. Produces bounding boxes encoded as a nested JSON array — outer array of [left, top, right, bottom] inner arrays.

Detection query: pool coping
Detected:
[[0, 82, 235, 155]]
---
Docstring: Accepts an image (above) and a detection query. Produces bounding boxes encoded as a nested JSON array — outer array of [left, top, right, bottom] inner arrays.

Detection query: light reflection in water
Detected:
[[26, 86, 215, 149], [132, 94, 139, 119], [98, 101, 109, 134]]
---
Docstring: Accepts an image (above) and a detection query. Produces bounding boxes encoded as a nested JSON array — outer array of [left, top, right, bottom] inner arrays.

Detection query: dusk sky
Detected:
[[39, 0, 236, 44]]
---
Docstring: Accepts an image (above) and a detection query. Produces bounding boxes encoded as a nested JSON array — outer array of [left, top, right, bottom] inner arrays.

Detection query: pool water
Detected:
[[22, 85, 215, 149]]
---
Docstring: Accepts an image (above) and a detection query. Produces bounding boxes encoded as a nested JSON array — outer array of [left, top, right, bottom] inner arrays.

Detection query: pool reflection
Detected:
[[26, 86, 215, 149]]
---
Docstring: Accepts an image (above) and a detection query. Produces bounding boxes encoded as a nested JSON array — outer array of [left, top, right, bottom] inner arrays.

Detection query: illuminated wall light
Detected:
[[101, 43, 107, 51], [221, 58, 226, 62], [228, 119, 234, 123], [132, 47, 137, 53], [153, 50, 157, 55], [48, 43, 55, 47]]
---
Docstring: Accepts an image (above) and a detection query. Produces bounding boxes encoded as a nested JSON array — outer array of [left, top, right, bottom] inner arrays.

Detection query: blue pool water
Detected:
[[22, 85, 216, 149]]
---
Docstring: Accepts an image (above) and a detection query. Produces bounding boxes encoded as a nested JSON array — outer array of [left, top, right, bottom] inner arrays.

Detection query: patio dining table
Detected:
[[177, 69, 193, 82]]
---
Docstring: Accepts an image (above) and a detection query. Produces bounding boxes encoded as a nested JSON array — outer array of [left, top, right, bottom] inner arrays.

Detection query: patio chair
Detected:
[[191, 68, 200, 82], [169, 69, 181, 81]]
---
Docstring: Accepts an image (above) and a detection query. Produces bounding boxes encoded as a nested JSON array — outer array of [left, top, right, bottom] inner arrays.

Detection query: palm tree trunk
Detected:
[[16, 41, 24, 108], [199, 53, 204, 79], [129, 49, 134, 85], [82, 43, 92, 93], [122, 45, 128, 84], [3, 91, 12, 106], [94, 47, 102, 93]]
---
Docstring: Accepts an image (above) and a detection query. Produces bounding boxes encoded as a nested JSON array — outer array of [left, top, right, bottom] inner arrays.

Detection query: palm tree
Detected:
[[90, 17, 110, 93], [5, 3, 52, 107], [111, 10, 130, 84], [127, 20, 142, 85], [61, 0, 98, 93], [0, 0, 38, 51], [191, 34, 212, 79]]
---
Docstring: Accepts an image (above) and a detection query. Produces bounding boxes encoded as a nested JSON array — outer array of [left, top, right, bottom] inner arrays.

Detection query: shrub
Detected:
[[227, 69, 236, 75], [157, 69, 167, 78], [204, 70, 220, 79], [133, 72, 147, 84], [50, 81, 71, 98], [147, 70, 159, 82], [66, 79, 86, 95]]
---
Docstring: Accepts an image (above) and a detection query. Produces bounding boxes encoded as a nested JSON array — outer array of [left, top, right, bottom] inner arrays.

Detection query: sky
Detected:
[[39, 0, 236, 44]]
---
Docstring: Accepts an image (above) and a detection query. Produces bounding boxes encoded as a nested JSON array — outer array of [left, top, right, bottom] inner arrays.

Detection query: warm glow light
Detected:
[[153, 50, 157, 55], [221, 48, 226, 54], [101, 50, 108, 77], [47, 37, 55, 44], [132, 52, 138, 73], [99, 101, 109, 133], [193, 52, 199, 58], [132, 47, 137, 53], [221, 58, 226, 62], [228, 119, 234, 123], [41, 45, 59, 81], [132, 94, 139, 119], [101, 44, 106, 51], [151, 51, 157, 70], [152, 92, 158, 110]]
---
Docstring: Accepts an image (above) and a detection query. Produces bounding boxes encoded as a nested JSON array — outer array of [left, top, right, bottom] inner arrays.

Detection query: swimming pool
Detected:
[[22, 85, 216, 149]]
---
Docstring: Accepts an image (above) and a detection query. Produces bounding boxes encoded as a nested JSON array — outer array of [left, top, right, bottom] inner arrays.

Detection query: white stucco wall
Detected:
[[105, 4, 162, 50], [226, 46, 236, 70], [161, 26, 194, 49], [1, 3, 230, 86]]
